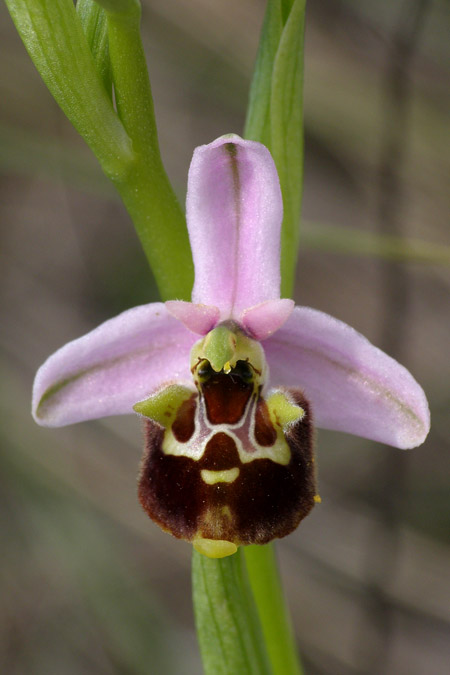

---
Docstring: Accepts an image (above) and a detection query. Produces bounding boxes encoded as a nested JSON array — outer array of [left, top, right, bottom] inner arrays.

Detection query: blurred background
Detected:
[[1, 0, 449, 673]]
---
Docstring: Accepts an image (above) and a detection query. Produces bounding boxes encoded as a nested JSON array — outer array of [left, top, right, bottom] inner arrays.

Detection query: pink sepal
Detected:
[[32, 303, 197, 427], [187, 134, 283, 318], [165, 301, 220, 335], [265, 306, 430, 449], [241, 299, 295, 340]]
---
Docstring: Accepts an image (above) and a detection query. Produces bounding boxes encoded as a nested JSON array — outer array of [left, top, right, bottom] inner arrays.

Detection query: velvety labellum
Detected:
[[138, 358, 316, 553]]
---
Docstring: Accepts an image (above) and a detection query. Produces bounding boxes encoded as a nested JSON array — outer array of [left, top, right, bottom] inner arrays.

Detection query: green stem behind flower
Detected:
[[192, 549, 272, 675]]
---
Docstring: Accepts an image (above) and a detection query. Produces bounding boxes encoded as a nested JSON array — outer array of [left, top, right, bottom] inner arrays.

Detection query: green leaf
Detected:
[[244, 545, 303, 675], [244, 2, 283, 147], [270, 0, 306, 297], [5, 0, 133, 179], [77, 0, 112, 96], [192, 549, 272, 675], [245, 0, 306, 297]]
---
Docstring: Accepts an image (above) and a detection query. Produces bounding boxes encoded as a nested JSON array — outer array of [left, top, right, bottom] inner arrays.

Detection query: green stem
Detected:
[[244, 544, 303, 675], [192, 549, 272, 675], [104, 2, 194, 300]]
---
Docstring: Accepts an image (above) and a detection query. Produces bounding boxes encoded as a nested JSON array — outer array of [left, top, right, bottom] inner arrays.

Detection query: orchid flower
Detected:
[[32, 135, 429, 559]]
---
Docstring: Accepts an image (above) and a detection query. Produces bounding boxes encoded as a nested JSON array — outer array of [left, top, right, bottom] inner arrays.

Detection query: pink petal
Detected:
[[32, 303, 197, 427], [264, 306, 430, 449], [187, 134, 283, 319], [241, 299, 295, 340], [165, 301, 220, 335]]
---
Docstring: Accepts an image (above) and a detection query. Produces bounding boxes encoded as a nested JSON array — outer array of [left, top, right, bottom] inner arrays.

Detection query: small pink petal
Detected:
[[165, 301, 220, 335], [187, 134, 283, 318], [32, 303, 197, 427], [265, 306, 430, 449], [241, 299, 295, 340]]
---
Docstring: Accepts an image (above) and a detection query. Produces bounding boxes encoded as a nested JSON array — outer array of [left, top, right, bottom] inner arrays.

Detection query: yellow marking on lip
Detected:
[[193, 538, 238, 558], [200, 467, 240, 485], [314, 494, 322, 503]]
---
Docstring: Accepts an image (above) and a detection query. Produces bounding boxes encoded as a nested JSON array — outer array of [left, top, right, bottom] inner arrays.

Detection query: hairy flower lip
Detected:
[[32, 134, 429, 450]]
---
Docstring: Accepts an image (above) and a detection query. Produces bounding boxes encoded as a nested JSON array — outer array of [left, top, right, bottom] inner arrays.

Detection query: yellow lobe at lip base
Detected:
[[266, 390, 305, 430], [133, 384, 193, 426], [193, 538, 238, 558]]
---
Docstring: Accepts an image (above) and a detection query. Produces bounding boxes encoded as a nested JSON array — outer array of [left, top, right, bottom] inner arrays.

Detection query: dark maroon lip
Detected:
[[199, 432, 241, 470], [139, 388, 316, 546]]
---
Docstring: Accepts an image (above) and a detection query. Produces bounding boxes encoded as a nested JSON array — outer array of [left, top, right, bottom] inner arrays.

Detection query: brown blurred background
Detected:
[[1, 1, 449, 673]]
